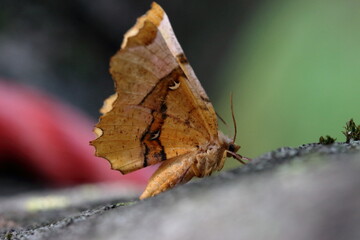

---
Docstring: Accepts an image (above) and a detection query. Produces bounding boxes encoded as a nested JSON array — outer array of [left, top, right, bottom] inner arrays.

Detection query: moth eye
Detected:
[[169, 80, 180, 90], [228, 144, 235, 152]]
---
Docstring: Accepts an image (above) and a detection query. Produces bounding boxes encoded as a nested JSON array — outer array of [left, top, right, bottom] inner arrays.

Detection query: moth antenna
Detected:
[[230, 93, 237, 143], [216, 112, 228, 126]]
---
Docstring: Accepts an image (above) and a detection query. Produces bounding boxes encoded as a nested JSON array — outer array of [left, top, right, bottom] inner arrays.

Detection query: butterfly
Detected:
[[90, 2, 248, 199]]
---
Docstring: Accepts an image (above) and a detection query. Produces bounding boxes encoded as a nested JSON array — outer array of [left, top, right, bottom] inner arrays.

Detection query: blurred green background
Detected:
[[1, 0, 359, 170], [217, 0, 360, 168]]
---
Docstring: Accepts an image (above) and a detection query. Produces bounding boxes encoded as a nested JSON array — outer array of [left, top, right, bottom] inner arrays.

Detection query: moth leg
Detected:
[[191, 164, 202, 177], [139, 153, 196, 199], [179, 167, 195, 184], [216, 155, 227, 171]]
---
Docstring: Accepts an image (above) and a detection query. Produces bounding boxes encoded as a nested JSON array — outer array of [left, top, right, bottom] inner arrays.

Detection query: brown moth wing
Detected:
[[91, 3, 218, 174], [152, 3, 218, 138]]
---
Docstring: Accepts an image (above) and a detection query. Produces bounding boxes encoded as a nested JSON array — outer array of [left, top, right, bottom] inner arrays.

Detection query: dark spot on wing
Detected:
[[200, 96, 211, 103], [176, 53, 188, 64]]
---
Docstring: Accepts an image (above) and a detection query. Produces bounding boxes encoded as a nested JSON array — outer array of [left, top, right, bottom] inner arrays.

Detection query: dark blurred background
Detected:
[[0, 0, 359, 195], [0, 0, 259, 116]]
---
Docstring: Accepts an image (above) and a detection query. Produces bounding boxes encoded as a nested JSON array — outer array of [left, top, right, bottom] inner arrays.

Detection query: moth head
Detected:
[[225, 141, 246, 164], [218, 131, 239, 151], [227, 142, 240, 154], [218, 132, 244, 163], [226, 141, 241, 160]]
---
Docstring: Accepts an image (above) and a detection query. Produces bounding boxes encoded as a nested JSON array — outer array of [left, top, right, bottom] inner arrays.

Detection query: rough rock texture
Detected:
[[1, 142, 360, 240]]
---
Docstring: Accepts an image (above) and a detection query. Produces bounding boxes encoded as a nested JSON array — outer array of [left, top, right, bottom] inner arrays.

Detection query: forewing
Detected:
[[91, 3, 218, 174]]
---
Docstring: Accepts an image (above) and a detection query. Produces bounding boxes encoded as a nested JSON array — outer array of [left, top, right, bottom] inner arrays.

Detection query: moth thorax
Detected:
[[205, 144, 222, 156]]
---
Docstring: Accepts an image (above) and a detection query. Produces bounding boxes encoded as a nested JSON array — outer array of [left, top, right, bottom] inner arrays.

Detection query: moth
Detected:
[[91, 2, 248, 199]]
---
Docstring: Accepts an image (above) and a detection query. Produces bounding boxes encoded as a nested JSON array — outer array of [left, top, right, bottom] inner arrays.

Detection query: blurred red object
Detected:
[[0, 80, 153, 187]]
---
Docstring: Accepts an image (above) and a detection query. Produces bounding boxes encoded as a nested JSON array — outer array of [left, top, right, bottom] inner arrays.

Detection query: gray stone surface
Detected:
[[1, 142, 360, 240]]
